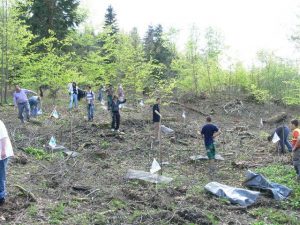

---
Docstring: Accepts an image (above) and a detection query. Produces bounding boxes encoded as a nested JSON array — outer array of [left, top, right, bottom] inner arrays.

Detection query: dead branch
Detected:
[[170, 101, 209, 116], [223, 99, 244, 114], [14, 185, 37, 202], [262, 112, 287, 124]]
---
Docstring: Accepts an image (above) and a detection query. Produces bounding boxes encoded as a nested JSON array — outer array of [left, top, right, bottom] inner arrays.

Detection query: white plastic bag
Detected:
[[272, 132, 280, 143], [150, 158, 161, 174]]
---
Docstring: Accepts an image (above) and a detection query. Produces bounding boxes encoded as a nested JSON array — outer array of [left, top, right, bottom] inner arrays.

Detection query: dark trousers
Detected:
[[107, 95, 112, 110], [18, 101, 30, 122], [111, 112, 120, 130]]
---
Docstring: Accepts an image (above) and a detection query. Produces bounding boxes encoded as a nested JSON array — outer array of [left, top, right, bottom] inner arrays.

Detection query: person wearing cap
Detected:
[[0, 120, 14, 206]]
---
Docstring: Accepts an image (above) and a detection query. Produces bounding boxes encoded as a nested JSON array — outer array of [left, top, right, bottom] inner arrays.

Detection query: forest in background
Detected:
[[0, 0, 300, 104]]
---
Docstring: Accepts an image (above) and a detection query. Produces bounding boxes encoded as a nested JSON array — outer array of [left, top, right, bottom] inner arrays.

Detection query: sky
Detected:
[[80, 0, 300, 66]]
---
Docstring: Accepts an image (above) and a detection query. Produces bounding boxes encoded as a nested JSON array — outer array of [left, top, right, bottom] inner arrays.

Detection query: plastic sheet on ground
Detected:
[[126, 169, 173, 184], [204, 182, 260, 206], [244, 170, 292, 200], [190, 154, 224, 161], [63, 150, 80, 158], [47, 145, 66, 152], [161, 125, 174, 134]]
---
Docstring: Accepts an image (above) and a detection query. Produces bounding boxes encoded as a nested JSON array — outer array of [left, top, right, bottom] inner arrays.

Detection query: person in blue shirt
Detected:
[[267, 125, 292, 153], [201, 116, 221, 160]]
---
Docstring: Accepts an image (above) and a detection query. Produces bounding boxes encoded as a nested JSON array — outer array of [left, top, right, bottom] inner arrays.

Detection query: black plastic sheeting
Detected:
[[204, 182, 260, 206], [244, 170, 292, 200]]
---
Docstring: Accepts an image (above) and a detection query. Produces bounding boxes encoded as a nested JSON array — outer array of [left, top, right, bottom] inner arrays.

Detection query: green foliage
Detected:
[[100, 140, 110, 149], [247, 84, 270, 104], [109, 198, 127, 210], [17, 0, 84, 41], [24, 147, 51, 160], [104, 5, 119, 35], [49, 203, 65, 225], [27, 204, 38, 217], [1, 2, 300, 106], [250, 208, 299, 225], [206, 212, 220, 225], [256, 164, 300, 209]]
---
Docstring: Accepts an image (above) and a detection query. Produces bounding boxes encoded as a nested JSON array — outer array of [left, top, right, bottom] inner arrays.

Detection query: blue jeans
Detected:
[[69, 94, 78, 109], [87, 104, 94, 120], [279, 139, 292, 153], [18, 101, 30, 122], [29, 99, 39, 117], [0, 158, 8, 199]]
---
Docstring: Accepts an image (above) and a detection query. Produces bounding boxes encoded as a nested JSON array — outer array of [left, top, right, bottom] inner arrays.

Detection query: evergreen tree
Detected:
[[143, 24, 174, 67], [143, 25, 155, 61], [17, 0, 83, 41], [103, 5, 118, 35]]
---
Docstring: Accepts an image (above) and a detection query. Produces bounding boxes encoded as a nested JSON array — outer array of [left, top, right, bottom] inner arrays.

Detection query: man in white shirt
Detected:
[[0, 120, 14, 205]]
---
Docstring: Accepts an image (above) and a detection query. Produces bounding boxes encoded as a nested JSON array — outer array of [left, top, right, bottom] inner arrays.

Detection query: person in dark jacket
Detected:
[[267, 125, 292, 153], [110, 95, 126, 132], [152, 98, 161, 141]]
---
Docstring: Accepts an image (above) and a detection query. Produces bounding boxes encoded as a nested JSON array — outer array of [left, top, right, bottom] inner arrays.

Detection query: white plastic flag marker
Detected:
[[49, 136, 57, 148], [272, 132, 280, 143], [260, 118, 263, 127], [139, 100, 144, 107], [51, 109, 59, 119], [150, 158, 161, 174], [182, 111, 186, 119]]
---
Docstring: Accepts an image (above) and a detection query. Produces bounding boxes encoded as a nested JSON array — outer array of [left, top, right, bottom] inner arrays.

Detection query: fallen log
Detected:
[[263, 112, 287, 124], [170, 101, 209, 116]]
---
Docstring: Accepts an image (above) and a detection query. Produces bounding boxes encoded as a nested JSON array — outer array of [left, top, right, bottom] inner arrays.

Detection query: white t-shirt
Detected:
[[0, 120, 14, 160]]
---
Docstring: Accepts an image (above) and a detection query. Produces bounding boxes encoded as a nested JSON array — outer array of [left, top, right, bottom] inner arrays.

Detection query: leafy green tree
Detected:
[[0, 4, 35, 103]]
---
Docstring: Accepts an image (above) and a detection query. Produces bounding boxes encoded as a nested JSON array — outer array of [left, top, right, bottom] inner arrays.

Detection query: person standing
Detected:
[[68, 82, 78, 110], [0, 120, 14, 205], [106, 84, 114, 111], [86, 86, 95, 122], [152, 98, 161, 141], [267, 125, 292, 153], [290, 119, 300, 182], [200, 116, 221, 176], [13, 85, 37, 123], [110, 95, 126, 132], [98, 85, 105, 103]]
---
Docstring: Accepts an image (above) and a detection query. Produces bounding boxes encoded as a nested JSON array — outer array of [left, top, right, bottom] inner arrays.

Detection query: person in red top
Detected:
[[290, 119, 300, 182]]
